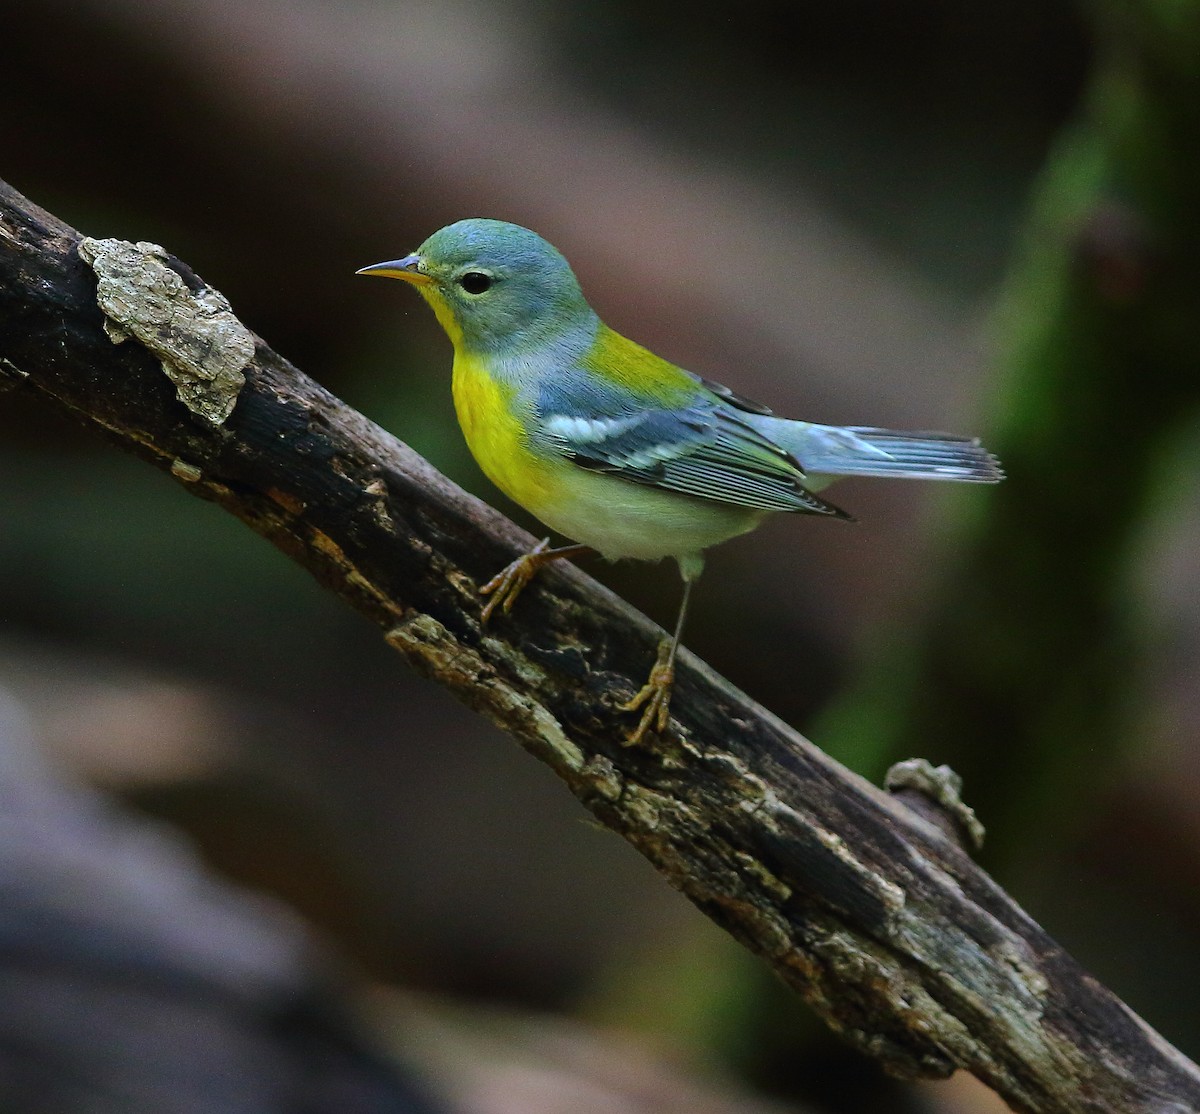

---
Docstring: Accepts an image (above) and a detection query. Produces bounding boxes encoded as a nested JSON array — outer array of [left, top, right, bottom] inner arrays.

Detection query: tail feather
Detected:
[[838, 427, 1003, 481], [762, 421, 1003, 483]]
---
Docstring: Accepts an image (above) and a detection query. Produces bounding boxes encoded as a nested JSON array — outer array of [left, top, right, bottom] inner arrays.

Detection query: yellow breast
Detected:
[[451, 353, 565, 517]]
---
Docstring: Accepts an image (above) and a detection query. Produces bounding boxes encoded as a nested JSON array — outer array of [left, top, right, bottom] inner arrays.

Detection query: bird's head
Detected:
[[358, 219, 593, 354]]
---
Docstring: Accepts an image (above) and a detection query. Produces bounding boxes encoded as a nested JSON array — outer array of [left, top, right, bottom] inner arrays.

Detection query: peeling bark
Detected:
[[77, 237, 252, 424], [2, 179, 1198, 1114]]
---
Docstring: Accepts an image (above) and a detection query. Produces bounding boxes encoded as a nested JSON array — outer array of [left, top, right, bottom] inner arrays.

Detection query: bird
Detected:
[[358, 219, 1002, 745]]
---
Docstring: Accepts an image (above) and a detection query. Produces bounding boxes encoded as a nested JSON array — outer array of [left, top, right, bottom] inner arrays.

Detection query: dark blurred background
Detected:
[[3, 1, 1199, 1112]]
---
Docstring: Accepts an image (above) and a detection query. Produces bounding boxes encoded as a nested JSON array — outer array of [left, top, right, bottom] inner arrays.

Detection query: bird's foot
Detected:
[[479, 538, 553, 624], [621, 638, 675, 746]]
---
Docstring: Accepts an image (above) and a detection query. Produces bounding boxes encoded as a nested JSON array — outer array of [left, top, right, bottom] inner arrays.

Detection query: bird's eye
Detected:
[[458, 271, 493, 294]]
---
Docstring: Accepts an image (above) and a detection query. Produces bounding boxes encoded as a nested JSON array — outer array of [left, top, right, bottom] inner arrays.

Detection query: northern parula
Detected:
[[359, 219, 1001, 744]]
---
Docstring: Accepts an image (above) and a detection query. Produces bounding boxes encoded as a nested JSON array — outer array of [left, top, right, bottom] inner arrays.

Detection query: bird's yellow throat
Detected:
[[415, 284, 465, 351]]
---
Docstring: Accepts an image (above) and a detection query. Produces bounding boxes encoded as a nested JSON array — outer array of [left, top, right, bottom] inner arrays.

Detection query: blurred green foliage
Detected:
[[823, 0, 1200, 866]]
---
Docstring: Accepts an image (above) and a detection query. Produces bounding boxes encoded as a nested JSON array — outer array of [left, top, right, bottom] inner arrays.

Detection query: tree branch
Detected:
[[2, 179, 1196, 1114]]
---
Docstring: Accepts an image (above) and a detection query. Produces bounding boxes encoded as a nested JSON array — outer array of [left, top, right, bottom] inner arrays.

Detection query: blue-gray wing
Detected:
[[538, 401, 850, 518]]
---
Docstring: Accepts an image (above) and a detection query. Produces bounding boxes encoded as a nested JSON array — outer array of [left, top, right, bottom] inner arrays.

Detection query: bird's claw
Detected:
[[621, 639, 675, 746], [479, 538, 551, 624]]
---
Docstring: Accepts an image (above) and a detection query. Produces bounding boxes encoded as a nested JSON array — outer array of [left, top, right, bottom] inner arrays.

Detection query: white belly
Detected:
[[535, 465, 769, 563]]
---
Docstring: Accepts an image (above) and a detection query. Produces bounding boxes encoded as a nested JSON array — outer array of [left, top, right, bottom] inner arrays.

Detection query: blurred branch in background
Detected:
[[4, 180, 1200, 1113], [0, 686, 442, 1114], [0, 678, 830, 1114]]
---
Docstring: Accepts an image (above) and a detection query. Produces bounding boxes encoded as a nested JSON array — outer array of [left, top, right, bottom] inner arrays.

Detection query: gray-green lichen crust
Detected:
[[78, 238, 252, 424]]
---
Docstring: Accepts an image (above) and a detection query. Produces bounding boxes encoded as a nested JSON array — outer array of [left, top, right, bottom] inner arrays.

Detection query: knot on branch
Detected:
[[885, 759, 985, 853], [0, 356, 29, 393]]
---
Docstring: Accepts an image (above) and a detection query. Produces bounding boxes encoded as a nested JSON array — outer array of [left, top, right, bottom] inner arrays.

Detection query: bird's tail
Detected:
[[760, 421, 1003, 483]]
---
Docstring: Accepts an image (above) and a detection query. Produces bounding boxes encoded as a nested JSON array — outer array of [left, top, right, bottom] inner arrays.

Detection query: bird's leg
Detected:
[[622, 561, 700, 746], [480, 538, 592, 624], [621, 638, 677, 747]]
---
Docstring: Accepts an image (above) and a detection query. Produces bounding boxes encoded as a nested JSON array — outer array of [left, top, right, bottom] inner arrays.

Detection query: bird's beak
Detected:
[[355, 253, 433, 286]]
